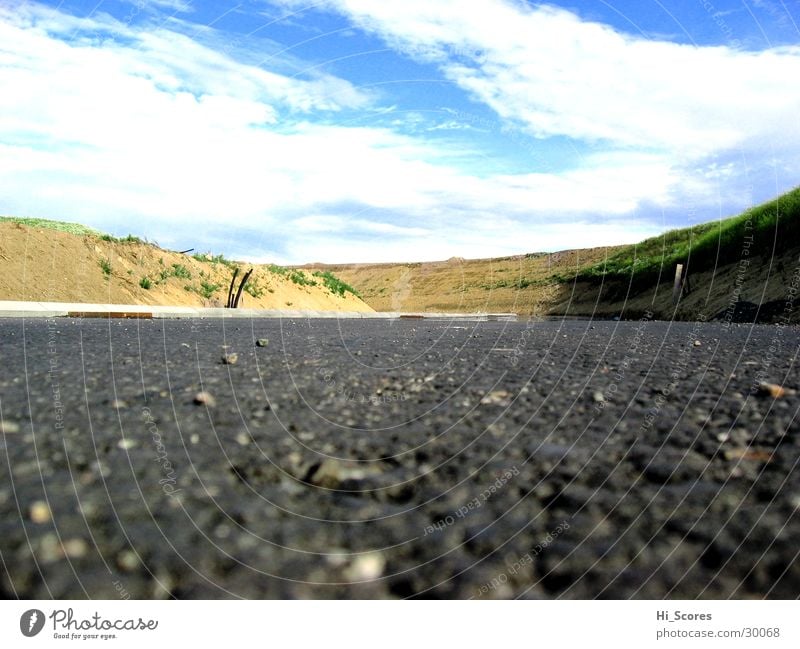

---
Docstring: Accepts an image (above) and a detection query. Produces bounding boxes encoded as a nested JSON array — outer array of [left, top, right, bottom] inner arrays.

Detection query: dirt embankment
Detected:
[[549, 249, 800, 323], [306, 245, 800, 323], [0, 222, 373, 312], [6, 217, 795, 323], [304, 247, 622, 316]]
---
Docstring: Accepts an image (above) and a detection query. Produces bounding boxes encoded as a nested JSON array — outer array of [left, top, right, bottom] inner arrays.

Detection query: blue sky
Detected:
[[1, 0, 799, 263]]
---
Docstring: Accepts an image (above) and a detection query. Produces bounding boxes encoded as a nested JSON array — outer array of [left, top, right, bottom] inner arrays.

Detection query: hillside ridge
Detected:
[[308, 187, 800, 323], [0, 219, 372, 313]]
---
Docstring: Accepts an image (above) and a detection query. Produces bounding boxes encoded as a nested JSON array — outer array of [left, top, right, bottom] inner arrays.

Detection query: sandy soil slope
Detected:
[[303, 247, 622, 316], [0, 222, 372, 312], [305, 247, 800, 323]]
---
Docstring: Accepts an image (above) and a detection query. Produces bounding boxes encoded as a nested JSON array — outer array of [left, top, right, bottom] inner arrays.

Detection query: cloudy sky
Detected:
[[1, 0, 799, 263]]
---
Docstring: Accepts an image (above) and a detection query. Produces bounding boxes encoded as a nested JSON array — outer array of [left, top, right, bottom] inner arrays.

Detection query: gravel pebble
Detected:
[[757, 382, 787, 398], [723, 448, 773, 462], [62, 538, 89, 559], [0, 419, 20, 434], [344, 553, 386, 581], [29, 501, 51, 524], [480, 390, 512, 406], [117, 550, 139, 572], [194, 391, 216, 406]]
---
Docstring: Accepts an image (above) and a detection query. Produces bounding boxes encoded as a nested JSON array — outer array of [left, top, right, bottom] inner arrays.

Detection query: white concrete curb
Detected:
[[0, 301, 517, 321]]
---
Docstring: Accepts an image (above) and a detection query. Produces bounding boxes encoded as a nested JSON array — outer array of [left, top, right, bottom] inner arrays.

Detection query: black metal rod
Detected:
[[226, 268, 239, 309], [233, 268, 253, 309]]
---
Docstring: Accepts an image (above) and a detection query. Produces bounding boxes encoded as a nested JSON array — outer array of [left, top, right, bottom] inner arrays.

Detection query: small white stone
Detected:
[[29, 501, 51, 524], [481, 390, 512, 406], [38, 534, 62, 563], [0, 420, 20, 434], [62, 538, 89, 559], [194, 391, 216, 407], [117, 550, 139, 572], [344, 553, 385, 581]]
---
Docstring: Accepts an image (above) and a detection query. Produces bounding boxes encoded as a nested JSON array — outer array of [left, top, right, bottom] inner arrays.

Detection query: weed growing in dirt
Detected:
[[171, 263, 191, 279], [193, 252, 237, 269], [99, 233, 141, 244], [139, 277, 152, 289], [483, 277, 542, 290], [243, 278, 264, 298], [99, 259, 112, 276], [312, 270, 360, 297], [289, 270, 317, 287], [199, 280, 220, 299], [268, 264, 288, 276]]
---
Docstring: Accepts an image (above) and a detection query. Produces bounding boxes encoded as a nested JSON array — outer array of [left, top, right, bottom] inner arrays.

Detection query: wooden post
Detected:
[[673, 264, 684, 304]]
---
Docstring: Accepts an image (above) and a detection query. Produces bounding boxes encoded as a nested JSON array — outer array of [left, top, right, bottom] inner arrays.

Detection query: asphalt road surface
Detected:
[[1, 316, 798, 599]]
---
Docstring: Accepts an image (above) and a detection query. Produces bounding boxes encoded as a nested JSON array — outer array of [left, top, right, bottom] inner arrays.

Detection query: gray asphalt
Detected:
[[1, 316, 798, 599]]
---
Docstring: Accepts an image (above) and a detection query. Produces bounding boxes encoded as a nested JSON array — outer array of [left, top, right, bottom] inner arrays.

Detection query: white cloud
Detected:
[[137, 0, 194, 12], [1, 1, 788, 264], [273, 0, 800, 158]]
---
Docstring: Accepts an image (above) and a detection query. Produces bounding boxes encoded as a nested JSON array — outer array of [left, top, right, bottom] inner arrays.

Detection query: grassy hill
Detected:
[[0, 215, 103, 236], [571, 187, 800, 292], [314, 186, 800, 323]]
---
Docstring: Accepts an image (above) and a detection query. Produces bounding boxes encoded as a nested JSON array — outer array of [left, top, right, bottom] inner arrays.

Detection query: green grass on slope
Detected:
[[0, 216, 103, 236], [572, 186, 800, 289], [312, 270, 360, 298]]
